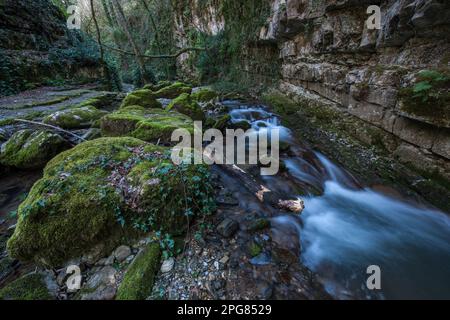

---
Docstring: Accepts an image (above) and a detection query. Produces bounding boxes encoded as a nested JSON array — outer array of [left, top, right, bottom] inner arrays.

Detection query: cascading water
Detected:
[[226, 102, 450, 300]]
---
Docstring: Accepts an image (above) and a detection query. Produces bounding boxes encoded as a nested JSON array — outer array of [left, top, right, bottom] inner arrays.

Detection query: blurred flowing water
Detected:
[[227, 102, 450, 299]]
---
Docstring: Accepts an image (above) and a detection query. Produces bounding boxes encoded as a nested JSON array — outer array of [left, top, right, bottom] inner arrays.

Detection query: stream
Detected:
[[226, 101, 450, 300]]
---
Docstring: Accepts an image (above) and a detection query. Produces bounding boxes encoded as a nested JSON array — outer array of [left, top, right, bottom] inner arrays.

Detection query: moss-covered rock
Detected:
[[43, 106, 108, 129], [143, 80, 172, 92], [7, 137, 215, 267], [191, 88, 218, 102], [213, 114, 231, 131], [154, 82, 192, 99], [78, 93, 117, 109], [0, 273, 54, 300], [116, 243, 161, 300], [167, 93, 205, 121], [101, 106, 194, 144], [120, 89, 162, 109], [0, 129, 69, 169]]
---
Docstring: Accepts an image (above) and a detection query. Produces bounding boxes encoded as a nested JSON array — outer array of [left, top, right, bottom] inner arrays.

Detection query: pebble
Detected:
[[161, 257, 175, 273], [219, 255, 229, 264], [113, 245, 132, 263]]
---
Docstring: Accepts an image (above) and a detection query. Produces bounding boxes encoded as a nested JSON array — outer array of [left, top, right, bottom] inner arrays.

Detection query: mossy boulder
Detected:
[[43, 106, 108, 129], [154, 82, 192, 99], [213, 114, 231, 131], [191, 88, 218, 102], [120, 89, 162, 109], [7, 137, 214, 267], [0, 129, 69, 169], [101, 106, 194, 144], [0, 273, 54, 300], [116, 243, 161, 300], [167, 93, 205, 121], [78, 93, 117, 108]]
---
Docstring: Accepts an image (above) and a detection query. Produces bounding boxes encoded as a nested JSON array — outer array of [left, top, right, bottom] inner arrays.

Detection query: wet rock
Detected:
[[113, 245, 131, 263], [217, 218, 239, 238], [278, 199, 304, 213], [216, 189, 239, 206], [0, 129, 69, 169], [161, 257, 175, 273], [256, 281, 273, 300], [247, 218, 271, 232], [116, 243, 161, 300]]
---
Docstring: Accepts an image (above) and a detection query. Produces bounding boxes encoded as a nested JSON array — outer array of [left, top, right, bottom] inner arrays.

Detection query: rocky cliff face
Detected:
[[0, 0, 104, 96], [260, 0, 450, 189]]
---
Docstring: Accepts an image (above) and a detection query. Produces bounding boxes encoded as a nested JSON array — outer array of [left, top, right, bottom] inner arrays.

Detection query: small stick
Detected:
[[14, 119, 86, 142]]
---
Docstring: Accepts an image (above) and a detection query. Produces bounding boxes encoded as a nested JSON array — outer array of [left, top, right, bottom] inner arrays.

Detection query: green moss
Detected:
[[213, 114, 231, 131], [247, 218, 270, 232], [191, 88, 218, 102], [101, 106, 194, 144], [0, 129, 68, 169], [398, 69, 450, 127], [116, 243, 161, 300], [43, 106, 108, 129], [7, 137, 214, 267], [120, 89, 162, 109], [166, 93, 205, 121], [0, 273, 53, 300], [154, 82, 192, 99], [262, 93, 298, 115]]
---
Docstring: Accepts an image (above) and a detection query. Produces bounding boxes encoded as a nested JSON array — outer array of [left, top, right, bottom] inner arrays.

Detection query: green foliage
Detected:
[[399, 69, 450, 125]]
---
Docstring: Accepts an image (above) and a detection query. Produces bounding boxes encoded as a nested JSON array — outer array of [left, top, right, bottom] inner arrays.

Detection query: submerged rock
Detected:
[[0, 129, 69, 169], [116, 243, 161, 300], [167, 93, 205, 121], [120, 89, 162, 109], [101, 106, 194, 144], [43, 106, 108, 129], [7, 137, 215, 267]]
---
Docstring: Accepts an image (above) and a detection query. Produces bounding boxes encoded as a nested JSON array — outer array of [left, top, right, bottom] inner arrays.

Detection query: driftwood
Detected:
[[217, 163, 304, 213], [14, 119, 86, 142]]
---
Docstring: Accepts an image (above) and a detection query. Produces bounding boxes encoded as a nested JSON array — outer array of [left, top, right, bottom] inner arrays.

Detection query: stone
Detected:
[[7, 137, 214, 267], [116, 243, 161, 300], [43, 106, 108, 129], [256, 281, 273, 300], [161, 257, 175, 273], [113, 245, 132, 263], [101, 106, 194, 144], [216, 218, 239, 238], [0, 129, 69, 169], [166, 93, 205, 121]]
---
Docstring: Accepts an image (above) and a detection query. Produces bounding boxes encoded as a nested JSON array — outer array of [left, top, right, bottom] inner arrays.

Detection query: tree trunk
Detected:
[[110, 0, 150, 84], [139, 0, 170, 78]]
